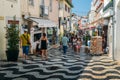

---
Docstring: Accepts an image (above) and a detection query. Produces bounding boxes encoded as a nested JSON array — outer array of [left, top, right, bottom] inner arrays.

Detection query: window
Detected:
[[49, 0, 52, 12], [68, 7, 70, 13], [65, 4, 67, 11], [40, 5, 44, 17], [29, 0, 34, 6]]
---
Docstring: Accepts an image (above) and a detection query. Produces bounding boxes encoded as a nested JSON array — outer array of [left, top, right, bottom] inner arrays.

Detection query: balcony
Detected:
[[65, 0, 73, 7], [40, 5, 49, 18], [95, 0, 103, 12], [103, 0, 113, 12]]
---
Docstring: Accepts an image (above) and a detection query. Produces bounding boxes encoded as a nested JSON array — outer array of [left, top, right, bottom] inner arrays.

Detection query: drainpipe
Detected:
[[112, 0, 115, 60]]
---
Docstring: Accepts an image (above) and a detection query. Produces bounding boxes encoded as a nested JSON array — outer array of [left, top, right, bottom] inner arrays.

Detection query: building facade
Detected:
[[40, 0, 59, 44], [0, 0, 21, 60], [89, 0, 115, 59], [20, 0, 40, 33], [102, 0, 114, 58], [88, 0, 104, 36], [58, 0, 73, 38], [20, 0, 40, 55], [113, 0, 120, 60]]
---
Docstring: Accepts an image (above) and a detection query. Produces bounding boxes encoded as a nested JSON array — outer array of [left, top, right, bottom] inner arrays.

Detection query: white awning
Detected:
[[28, 17, 57, 27]]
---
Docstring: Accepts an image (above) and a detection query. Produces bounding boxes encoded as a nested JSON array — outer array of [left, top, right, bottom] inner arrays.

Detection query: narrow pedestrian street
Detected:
[[0, 46, 120, 80]]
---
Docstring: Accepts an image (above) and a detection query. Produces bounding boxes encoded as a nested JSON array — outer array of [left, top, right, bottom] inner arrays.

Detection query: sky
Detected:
[[72, 0, 92, 16]]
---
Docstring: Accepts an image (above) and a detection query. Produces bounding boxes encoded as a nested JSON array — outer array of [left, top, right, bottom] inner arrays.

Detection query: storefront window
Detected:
[[34, 33, 41, 42], [47, 28, 53, 44]]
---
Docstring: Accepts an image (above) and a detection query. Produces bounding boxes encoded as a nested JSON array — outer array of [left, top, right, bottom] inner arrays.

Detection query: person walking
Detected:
[[20, 29, 31, 59], [40, 33, 48, 60], [72, 37, 77, 52], [76, 38, 82, 54], [62, 34, 69, 55]]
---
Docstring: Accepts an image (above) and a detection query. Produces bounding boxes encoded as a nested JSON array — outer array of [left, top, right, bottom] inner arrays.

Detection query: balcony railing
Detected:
[[65, 0, 73, 7], [103, 0, 113, 12]]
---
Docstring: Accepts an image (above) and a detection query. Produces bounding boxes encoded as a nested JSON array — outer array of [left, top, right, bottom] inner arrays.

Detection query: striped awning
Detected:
[[28, 17, 57, 27]]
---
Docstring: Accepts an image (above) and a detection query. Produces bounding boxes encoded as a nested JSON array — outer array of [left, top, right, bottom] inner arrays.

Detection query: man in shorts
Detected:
[[20, 29, 31, 59]]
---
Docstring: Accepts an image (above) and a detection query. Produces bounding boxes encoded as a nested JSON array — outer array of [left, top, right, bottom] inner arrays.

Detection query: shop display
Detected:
[[90, 36, 103, 55]]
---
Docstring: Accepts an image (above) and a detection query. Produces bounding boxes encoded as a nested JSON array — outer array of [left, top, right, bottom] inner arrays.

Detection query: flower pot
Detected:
[[6, 50, 19, 61]]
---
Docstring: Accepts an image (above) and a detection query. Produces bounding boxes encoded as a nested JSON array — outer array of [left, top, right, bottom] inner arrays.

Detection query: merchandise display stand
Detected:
[[90, 36, 103, 55]]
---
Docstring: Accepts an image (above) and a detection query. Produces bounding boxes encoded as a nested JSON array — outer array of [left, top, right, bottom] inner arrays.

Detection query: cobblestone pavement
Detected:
[[0, 46, 120, 80]]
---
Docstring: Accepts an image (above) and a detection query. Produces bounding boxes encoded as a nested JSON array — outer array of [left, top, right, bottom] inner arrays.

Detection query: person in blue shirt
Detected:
[[62, 34, 69, 55]]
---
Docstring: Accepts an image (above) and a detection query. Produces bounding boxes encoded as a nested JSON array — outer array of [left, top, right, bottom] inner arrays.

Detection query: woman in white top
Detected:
[[72, 37, 77, 52]]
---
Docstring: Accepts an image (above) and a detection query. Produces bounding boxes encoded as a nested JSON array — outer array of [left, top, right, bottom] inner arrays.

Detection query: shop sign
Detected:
[[0, 16, 4, 20], [103, 19, 109, 25], [8, 20, 19, 24]]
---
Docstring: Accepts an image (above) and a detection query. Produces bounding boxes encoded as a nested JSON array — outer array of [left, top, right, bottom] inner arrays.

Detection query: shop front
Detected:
[[28, 17, 57, 53], [103, 8, 114, 56]]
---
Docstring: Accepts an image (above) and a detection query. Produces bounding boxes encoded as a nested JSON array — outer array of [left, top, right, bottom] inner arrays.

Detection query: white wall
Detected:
[[114, 0, 120, 60], [0, 0, 21, 60]]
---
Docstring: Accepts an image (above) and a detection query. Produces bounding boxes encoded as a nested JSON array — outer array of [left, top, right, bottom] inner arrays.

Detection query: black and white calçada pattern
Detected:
[[0, 48, 120, 80]]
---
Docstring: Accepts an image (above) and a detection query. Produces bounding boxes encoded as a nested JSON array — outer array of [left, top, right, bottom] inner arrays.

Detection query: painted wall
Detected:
[[0, 0, 21, 60], [21, 0, 40, 17], [114, 0, 120, 60], [63, 1, 71, 17], [39, 0, 59, 25], [48, 0, 59, 25]]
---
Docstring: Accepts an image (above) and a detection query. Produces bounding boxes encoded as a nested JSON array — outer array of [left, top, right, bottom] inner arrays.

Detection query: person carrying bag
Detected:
[[20, 29, 31, 59]]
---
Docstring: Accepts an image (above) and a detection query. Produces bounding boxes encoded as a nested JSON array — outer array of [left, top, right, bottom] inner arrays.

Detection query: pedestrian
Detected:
[[62, 34, 69, 55], [40, 33, 48, 60], [87, 39, 91, 48], [20, 29, 31, 59], [72, 37, 77, 52], [76, 38, 82, 54]]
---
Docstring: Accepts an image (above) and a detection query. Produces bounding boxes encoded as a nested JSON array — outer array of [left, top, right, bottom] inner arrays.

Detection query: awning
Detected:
[[28, 17, 57, 27]]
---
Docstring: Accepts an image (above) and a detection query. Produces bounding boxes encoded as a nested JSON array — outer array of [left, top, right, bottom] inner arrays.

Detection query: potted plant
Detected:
[[5, 16, 19, 61]]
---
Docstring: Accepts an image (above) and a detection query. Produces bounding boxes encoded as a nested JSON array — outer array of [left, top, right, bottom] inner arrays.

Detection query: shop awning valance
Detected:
[[28, 17, 57, 27]]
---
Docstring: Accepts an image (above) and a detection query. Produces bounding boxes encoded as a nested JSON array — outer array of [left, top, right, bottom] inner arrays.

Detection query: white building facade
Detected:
[[0, 0, 21, 60], [113, 0, 120, 61], [103, 0, 114, 58]]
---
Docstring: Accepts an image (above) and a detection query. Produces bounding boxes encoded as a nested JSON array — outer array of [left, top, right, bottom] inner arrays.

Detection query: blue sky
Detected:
[[72, 0, 92, 16]]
